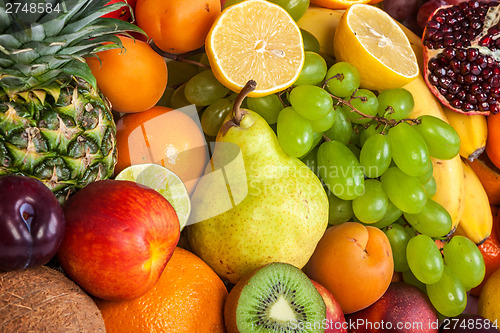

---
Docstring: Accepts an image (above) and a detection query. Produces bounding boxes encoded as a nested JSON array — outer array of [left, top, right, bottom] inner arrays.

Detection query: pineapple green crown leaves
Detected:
[[0, 0, 146, 96]]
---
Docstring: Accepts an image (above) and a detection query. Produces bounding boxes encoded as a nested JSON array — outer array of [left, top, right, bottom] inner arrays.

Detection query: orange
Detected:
[[486, 112, 500, 169], [467, 152, 500, 206], [115, 106, 209, 195], [205, 0, 304, 97], [96, 247, 228, 333], [135, 0, 221, 54], [87, 36, 168, 113], [304, 222, 394, 314], [471, 209, 500, 296]]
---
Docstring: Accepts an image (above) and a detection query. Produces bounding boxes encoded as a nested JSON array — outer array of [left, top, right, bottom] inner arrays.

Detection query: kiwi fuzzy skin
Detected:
[[0, 266, 106, 332]]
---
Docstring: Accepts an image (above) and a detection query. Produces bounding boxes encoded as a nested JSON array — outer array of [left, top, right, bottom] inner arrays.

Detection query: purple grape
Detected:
[[0, 175, 65, 271]]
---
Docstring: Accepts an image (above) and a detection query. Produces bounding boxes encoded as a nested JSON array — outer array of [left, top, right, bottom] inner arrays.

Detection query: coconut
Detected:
[[0, 266, 106, 332]]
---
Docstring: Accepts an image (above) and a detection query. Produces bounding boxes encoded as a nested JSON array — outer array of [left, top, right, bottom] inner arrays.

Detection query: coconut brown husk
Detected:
[[0, 266, 106, 332]]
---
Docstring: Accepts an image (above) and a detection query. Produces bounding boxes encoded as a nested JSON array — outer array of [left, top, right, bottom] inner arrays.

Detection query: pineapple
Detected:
[[0, 0, 145, 203]]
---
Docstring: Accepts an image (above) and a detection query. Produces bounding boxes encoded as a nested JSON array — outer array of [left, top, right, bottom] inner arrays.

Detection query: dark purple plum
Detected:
[[0, 175, 65, 271]]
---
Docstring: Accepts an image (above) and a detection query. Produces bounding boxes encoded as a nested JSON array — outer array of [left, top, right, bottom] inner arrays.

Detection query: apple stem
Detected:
[[232, 80, 257, 126]]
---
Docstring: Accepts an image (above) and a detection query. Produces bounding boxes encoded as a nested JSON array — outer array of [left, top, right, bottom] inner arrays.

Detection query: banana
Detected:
[[454, 159, 493, 245], [406, 75, 465, 231], [442, 107, 488, 162], [297, 6, 343, 57]]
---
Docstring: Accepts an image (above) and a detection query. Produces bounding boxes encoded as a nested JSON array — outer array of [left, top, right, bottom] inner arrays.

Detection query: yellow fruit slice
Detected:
[[311, 0, 370, 10], [205, 0, 304, 97], [115, 164, 191, 231], [333, 4, 419, 91]]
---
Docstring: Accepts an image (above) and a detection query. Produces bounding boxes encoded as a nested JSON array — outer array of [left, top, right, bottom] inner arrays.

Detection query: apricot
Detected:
[[304, 222, 394, 314]]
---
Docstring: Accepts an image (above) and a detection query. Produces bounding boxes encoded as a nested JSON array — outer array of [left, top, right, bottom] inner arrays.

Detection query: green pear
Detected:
[[187, 81, 328, 284]]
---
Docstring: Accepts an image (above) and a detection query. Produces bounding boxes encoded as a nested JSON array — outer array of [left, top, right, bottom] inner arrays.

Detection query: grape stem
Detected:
[[329, 91, 421, 128], [149, 42, 210, 67]]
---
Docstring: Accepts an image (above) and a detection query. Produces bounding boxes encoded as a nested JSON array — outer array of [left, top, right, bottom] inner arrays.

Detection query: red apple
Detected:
[[311, 280, 347, 333], [346, 282, 438, 333], [57, 179, 180, 301]]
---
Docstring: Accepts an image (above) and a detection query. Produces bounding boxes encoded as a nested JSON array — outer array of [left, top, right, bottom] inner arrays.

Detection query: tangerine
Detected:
[[467, 152, 500, 206], [96, 247, 227, 333], [135, 0, 221, 54], [87, 36, 168, 113], [471, 209, 500, 297], [114, 106, 209, 195], [486, 112, 500, 169]]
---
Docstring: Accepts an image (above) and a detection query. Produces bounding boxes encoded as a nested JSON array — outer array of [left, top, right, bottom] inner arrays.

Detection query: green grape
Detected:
[[166, 60, 199, 88], [317, 140, 365, 200], [352, 179, 388, 223], [289, 85, 333, 121], [359, 122, 388, 147], [300, 145, 319, 175], [423, 176, 437, 197], [371, 199, 402, 229], [325, 61, 360, 98], [404, 199, 452, 238], [301, 29, 320, 53], [323, 105, 352, 145], [443, 236, 486, 290], [349, 123, 362, 146], [344, 89, 379, 125], [201, 98, 233, 137], [309, 107, 335, 133], [294, 51, 327, 86], [359, 133, 391, 178], [347, 143, 361, 160], [169, 82, 191, 109], [156, 86, 175, 107], [406, 234, 444, 284], [247, 94, 283, 124], [380, 167, 427, 214], [328, 191, 353, 225], [184, 70, 230, 106], [402, 268, 426, 293], [268, 0, 310, 21], [300, 131, 324, 159], [277, 107, 313, 157], [426, 266, 467, 317], [388, 122, 430, 178], [415, 115, 461, 160], [418, 160, 434, 184], [377, 88, 415, 121], [384, 223, 411, 272]]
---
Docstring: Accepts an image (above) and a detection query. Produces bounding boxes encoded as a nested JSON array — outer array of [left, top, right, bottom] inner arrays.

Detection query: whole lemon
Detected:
[[478, 267, 500, 324]]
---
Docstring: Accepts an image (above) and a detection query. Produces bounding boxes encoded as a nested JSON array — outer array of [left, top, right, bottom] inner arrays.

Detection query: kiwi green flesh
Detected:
[[236, 262, 326, 333]]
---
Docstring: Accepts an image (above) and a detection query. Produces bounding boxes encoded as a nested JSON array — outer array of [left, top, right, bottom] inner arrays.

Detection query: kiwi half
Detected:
[[224, 262, 326, 333]]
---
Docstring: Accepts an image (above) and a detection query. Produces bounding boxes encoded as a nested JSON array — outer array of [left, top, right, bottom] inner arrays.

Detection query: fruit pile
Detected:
[[2, 0, 500, 332]]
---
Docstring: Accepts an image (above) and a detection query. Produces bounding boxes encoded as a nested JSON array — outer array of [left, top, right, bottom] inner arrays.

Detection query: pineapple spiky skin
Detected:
[[0, 0, 147, 202], [0, 77, 116, 203]]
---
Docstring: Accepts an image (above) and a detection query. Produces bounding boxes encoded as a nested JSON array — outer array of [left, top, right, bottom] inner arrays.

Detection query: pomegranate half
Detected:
[[422, 0, 500, 115]]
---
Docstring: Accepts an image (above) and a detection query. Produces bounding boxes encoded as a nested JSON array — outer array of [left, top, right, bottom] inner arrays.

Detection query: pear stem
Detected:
[[232, 80, 257, 126]]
